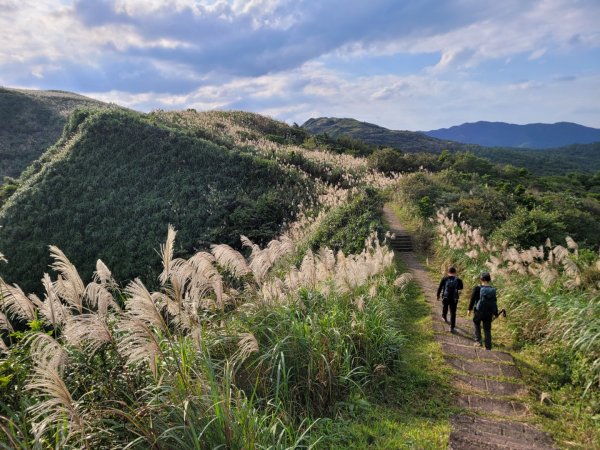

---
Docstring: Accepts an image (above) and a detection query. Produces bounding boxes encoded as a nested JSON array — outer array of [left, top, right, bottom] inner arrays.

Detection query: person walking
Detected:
[[436, 266, 463, 333], [468, 272, 498, 350]]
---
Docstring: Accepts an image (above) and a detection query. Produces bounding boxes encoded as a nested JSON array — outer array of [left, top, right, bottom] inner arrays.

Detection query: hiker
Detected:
[[468, 272, 498, 350], [436, 266, 463, 333]]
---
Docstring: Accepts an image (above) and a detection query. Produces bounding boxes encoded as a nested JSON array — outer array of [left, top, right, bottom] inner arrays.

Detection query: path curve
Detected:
[[383, 205, 555, 450]]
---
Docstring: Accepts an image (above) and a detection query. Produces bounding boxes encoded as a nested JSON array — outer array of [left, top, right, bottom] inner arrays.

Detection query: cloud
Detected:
[[1, 0, 599, 128]]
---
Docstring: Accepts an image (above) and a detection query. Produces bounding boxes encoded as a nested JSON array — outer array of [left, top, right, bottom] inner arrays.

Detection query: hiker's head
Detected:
[[480, 272, 491, 284], [447, 266, 457, 276]]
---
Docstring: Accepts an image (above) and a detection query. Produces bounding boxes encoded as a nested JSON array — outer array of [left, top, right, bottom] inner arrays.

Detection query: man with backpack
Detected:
[[468, 272, 498, 350], [436, 267, 463, 333]]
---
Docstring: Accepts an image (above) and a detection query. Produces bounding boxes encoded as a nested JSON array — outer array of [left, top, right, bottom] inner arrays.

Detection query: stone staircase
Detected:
[[383, 205, 556, 450], [389, 233, 413, 252]]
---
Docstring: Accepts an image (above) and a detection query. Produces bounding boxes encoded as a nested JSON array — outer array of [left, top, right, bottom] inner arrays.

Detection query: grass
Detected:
[[389, 199, 600, 449], [310, 259, 454, 449]]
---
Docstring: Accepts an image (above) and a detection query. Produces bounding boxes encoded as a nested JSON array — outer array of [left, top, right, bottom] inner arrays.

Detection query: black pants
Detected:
[[442, 298, 457, 329], [473, 312, 493, 350]]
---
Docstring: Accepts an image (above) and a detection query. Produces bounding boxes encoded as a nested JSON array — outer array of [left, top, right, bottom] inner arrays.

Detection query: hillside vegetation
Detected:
[[303, 117, 600, 175], [0, 104, 599, 448], [0, 108, 446, 448], [0, 88, 112, 181], [391, 171, 600, 446], [0, 109, 317, 292]]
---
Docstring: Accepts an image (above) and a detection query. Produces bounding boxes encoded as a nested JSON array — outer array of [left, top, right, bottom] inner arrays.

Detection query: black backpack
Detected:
[[443, 277, 459, 302], [476, 286, 497, 314]]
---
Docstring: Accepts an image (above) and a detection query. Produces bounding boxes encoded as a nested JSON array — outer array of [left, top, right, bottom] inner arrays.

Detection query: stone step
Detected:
[[441, 342, 514, 363], [445, 356, 521, 379], [455, 374, 527, 397], [450, 415, 556, 449], [456, 394, 529, 418]]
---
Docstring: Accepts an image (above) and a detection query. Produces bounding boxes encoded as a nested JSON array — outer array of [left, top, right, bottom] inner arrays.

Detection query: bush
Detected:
[[491, 207, 566, 248]]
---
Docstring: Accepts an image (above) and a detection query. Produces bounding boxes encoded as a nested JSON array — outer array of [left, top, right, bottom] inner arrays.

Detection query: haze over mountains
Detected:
[[424, 121, 600, 149]]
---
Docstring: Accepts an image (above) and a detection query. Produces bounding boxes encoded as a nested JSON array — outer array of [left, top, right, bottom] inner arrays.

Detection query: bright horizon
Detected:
[[2, 0, 600, 130]]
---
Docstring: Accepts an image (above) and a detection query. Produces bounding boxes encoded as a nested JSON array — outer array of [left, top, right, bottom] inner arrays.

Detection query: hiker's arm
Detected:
[[457, 278, 464, 292], [468, 286, 479, 311], [436, 277, 445, 299]]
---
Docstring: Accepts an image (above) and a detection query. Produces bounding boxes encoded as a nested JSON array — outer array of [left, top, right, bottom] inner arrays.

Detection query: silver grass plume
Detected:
[[49, 246, 85, 313], [84, 282, 120, 317], [211, 244, 251, 278], [24, 332, 67, 372], [394, 273, 413, 291], [0, 311, 13, 332], [124, 279, 167, 332], [116, 318, 163, 377], [32, 274, 69, 327], [94, 259, 116, 289], [159, 225, 177, 285], [63, 314, 114, 354], [235, 332, 259, 363], [26, 365, 86, 442], [0, 279, 36, 322]]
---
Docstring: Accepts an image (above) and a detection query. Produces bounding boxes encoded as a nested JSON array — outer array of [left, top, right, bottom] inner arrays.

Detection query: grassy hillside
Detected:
[[0, 88, 113, 180], [303, 117, 600, 175], [303, 117, 465, 153], [0, 109, 316, 291]]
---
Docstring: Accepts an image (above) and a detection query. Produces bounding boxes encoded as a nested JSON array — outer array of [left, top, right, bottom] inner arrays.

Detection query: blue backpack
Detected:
[[476, 285, 497, 314]]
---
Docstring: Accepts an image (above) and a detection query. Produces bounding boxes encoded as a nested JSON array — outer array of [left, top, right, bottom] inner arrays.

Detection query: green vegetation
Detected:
[[314, 264, 453, 449], [387, 155, 600, 248], [2, 97, 600, 448], [0, 88, 112, 180], [0, 173, 440, 448], [302, 117, 465, 154], [0, 109, 316, 292], [391, 170, 600, 447], [304, 116, 600, 175], [307, 188, 384, 255]]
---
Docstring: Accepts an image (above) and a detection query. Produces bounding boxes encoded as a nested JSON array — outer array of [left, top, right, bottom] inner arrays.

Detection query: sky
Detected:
[[1, 0, 600, 130]]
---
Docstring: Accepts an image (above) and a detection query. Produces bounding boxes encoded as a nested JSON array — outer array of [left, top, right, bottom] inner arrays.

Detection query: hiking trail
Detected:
[[383, 205, 555, 450]]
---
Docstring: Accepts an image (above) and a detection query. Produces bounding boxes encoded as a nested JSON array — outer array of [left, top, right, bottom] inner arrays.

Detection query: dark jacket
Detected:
[[469, 285, 499, 317], [437, 276, 463, 300]]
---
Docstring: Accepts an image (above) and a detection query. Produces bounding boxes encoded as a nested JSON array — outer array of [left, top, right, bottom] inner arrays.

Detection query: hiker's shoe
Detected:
[[450, 327, 456, 334]]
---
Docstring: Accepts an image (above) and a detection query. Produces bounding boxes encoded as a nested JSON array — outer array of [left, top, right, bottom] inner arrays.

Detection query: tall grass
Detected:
[[433, 211, 600, 393], [0, 204, 406, 448]]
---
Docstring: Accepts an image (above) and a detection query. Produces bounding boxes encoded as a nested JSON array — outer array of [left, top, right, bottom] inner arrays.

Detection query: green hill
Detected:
[[0, 109, 315, 291], [0, 88, 115, 180], [302, 117, 466, 153], [303, 117, 600, 175]]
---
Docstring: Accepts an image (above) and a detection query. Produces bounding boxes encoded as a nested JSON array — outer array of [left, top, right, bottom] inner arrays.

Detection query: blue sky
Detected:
[[1, 0, 600, 130]]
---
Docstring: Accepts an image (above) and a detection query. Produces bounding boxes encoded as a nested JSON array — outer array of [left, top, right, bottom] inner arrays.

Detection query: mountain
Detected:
[[424, 121, 600, 149], [303, 117, 467, 153], [302, 117, 600, 175], [0, 109, 315, 291], [0, 87, 116, 180]]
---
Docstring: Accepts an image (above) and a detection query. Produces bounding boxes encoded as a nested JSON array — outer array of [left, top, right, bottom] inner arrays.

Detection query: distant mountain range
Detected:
[[423, 121, 600, 149], [302, 117, 600, 174]]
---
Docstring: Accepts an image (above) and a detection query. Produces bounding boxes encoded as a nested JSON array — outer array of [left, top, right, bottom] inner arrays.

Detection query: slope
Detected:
[[0, 87, 114, 180], [425, 121, 600, 148], [302, 117, 466, 153], [0, 109, 315, 291], [302, 117, 600, 174]]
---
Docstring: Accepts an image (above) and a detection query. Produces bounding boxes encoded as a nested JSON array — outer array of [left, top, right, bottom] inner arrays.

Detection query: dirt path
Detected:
[[383, 205, 555, 450]]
